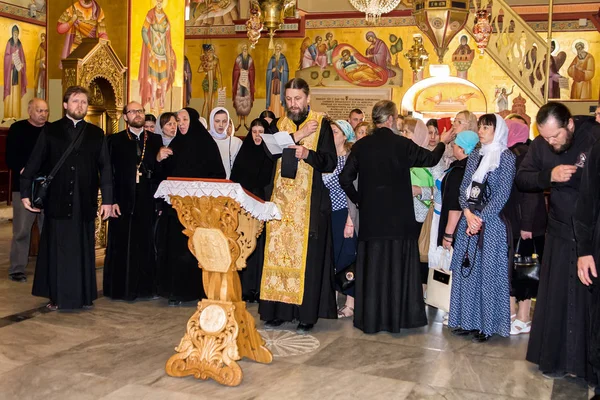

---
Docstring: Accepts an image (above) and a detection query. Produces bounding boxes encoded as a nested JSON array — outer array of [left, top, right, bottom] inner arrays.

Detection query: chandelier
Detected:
[[247, 0, 295, 49], [349, 0, 402, 24]]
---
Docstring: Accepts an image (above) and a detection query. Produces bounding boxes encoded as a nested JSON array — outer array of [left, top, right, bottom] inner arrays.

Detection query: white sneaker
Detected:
[[442, 314, 449, 326]]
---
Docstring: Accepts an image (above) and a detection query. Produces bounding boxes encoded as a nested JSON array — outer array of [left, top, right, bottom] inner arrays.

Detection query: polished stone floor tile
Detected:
[[0, 364, 125, 400], [405, 383, 521, 400], [0, 319, 101, 374], [260, 364, 417, 399], [100, 384, 212, 400]]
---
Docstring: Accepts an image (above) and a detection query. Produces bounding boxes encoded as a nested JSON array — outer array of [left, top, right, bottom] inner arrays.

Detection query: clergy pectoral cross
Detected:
[[136, 170, 142, 184]]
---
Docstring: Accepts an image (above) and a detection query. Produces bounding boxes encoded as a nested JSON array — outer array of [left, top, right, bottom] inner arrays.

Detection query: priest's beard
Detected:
[[67, 109, 87, 121], [128, 119, 144, 129], [286, 106, 309, 124], [550, 128, 574, 154]]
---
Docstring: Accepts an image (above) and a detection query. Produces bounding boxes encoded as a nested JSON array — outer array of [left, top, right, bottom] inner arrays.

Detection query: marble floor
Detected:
[[0, 220, 594, 400]]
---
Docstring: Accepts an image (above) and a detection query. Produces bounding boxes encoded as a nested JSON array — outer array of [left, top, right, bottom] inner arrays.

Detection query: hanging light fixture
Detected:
[[349, 0, 402, 24], [247, 0, 295, 50], [412, 0, 471, 63]]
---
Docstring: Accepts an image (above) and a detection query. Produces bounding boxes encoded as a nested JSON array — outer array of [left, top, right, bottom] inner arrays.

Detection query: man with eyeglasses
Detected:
[[103, 101, 163, 301]]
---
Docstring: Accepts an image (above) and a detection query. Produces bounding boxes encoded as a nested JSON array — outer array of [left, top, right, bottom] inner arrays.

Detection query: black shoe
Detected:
[[83, 303, 94, 309], [264, 319, 284, 328], [472, 332, 491, 343], [296, 322, 314, 334], [9, 273, 27, 283], [451, 328, 478, 336], [168, 299, 182, 307]]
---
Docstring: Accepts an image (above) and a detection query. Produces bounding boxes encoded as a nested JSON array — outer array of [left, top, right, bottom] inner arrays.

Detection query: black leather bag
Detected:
[[31, 124, 87, 209], [335, 263, 355, 292], [513, 238, 540, 281]]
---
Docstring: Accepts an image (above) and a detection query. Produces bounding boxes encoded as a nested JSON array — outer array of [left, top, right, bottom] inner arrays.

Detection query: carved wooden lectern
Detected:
[[154, 179, 282, 386]]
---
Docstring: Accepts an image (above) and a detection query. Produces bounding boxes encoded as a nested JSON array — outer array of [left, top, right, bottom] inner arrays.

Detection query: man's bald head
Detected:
[[28, 98, 48, 127]]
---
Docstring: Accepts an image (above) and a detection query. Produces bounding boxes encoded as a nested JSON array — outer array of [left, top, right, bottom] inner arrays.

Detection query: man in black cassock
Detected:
[[516, 102, 600, 382], [574, 138, 600, 398], [103, 101, 162, 301], [259, 78, 337, 334], [21, 86, 113, 310]]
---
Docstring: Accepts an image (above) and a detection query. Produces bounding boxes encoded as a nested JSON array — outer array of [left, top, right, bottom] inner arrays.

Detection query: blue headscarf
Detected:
[[454, 130, 479, 155], [335, 120, 356, 143]]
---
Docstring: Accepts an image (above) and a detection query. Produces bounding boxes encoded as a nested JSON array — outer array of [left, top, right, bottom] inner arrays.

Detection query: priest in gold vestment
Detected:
[[259, 78, 338, 334]]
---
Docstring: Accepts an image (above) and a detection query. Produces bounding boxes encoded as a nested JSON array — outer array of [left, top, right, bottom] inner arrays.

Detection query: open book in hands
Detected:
[[260, 131, 295, 155]]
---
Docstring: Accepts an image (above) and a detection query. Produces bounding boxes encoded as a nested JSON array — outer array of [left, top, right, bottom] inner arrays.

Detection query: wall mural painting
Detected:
[[57, 0, 108, 68], [2, 0, 45, 11], [296, 31, 403, 88], [548, 39, 566, 99], [415, 83, 484, 115], [197, 43, 222, 121], [567, 39, 595, 100], [232, 43, 255, 131], [452, 35, 474, 79], [266, 42, 289, 118], [139, 0, 176, 116], [34, 31, 45, 99], [187, 0, 239, 27], [494, 85, 514, 113], [3, 23, 27, 123], [184, 55, 192, 107]]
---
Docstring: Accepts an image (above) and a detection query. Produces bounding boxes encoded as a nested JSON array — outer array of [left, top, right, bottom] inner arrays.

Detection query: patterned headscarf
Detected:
[[335, 120, 356, 143]]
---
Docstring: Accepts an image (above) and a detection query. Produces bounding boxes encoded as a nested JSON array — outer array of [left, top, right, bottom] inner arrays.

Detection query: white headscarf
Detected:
[[209, 107, 230, 140], [466, 114, 509, 197]]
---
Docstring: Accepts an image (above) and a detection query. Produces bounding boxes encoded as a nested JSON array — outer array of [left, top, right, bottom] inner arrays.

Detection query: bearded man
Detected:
[[259, 78, 337, 334], [516, 102, 600, 383], [20, 86, 113, 311], [103, 101, 163, 301]]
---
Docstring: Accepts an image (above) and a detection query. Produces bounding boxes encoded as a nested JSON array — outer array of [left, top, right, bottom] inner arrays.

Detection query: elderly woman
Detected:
[[449, 114, 516, 342], [340, 100, 453, 333], [154, 112, 178, 147], [502, 119, 546, 335], [323, 119, 357, 318]]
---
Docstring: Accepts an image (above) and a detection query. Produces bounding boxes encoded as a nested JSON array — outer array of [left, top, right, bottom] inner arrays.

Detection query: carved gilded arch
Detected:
[[61, 38, 127, 135]]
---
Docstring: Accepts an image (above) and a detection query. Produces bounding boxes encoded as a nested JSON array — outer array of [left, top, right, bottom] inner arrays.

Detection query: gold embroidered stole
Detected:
[[260, 111, 323, 305]]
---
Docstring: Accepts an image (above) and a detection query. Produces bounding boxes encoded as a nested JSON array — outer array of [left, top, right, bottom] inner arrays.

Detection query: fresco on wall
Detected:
[[138, 0, 177, 115], [494, 85, 514, 113], [197, 43, 223, 120], [0, 16, 46, 124], [296, 31, 404, 88], [187, 0, 239, 27], [415, 83, 484, 114], [3, 23, 27, 122], [232, 43, 255, 130], [1, 0, 45, 10], [548, 39, 566, 99], [266, 42, 289, 118], [452, 35, 474, 79], [567, 39, 595, 99], [129, 0, 184, 117], [33, 31, 45, 99], [57, 0, 108, 68]]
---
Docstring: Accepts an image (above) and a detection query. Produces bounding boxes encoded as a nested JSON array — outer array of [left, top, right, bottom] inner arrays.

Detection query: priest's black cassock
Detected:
[[21, 118, 112, 309], [516, 116, 600, 381], [155, 108, 226, 303], [258, 113, 338, 325], [339, 127, 445, 333], [574, 138, 600, 379], [230, 119, 274, 302], [103, 129, 162, 300]]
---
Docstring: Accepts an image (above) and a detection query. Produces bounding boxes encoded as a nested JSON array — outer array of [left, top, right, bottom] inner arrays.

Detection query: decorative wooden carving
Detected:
[[165, 195, 272, 387]]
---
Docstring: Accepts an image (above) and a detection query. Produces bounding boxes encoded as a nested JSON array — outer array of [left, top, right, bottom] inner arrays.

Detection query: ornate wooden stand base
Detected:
[[164, 194, 274, 386], [165, 300, 272, 386]]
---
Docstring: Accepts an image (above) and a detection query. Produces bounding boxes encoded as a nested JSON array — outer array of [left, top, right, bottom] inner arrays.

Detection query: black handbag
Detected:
[[335, 263, 355, 292], [513, 238, 540, 281], [31, 123, 87, 209]]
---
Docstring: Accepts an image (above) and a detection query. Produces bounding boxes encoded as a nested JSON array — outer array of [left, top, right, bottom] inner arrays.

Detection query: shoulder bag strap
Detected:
[[47, 122, 88, 181]]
